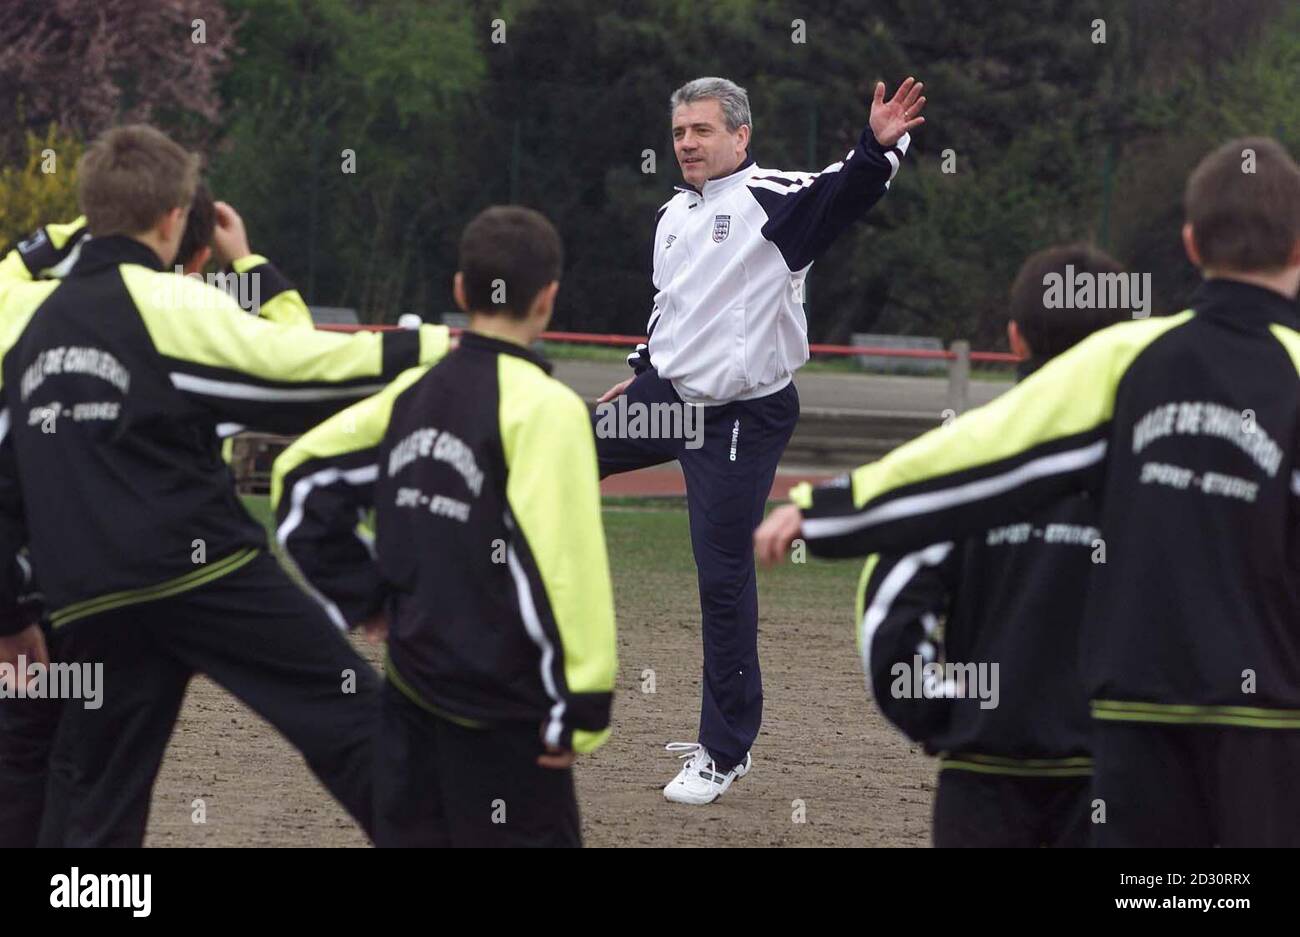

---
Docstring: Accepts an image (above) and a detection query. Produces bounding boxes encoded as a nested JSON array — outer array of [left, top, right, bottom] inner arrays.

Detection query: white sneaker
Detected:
[[662, 742, 752, 805]]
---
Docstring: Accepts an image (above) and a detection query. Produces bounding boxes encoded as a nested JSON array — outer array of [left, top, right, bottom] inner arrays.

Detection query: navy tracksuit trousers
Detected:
[[595, 368, 799, 772]]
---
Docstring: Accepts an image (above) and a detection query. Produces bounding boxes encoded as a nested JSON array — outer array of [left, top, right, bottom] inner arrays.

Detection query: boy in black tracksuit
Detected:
[[758, 137, 1300, 846], [0, 127, 449, 846], [0, 190, 326, 847], [861, 246, 1130, 847], [272, 207, 617, 847]]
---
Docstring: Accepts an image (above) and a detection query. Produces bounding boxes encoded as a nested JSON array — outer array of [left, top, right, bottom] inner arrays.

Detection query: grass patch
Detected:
[[241, 495, 862, 626], [241, 494, 274, 530], [602, 506, 863, 624]]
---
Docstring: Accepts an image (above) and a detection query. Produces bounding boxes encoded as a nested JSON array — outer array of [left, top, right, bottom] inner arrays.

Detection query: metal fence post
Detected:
[[947, 340, 970, 415]]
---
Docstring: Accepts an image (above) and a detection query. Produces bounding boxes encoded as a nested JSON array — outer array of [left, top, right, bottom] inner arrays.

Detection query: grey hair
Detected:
[[670, 77, 752, 134]]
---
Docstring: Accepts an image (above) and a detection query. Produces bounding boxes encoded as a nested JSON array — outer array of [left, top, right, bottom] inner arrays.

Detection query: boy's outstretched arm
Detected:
[[756, 314, 1192, 563], [125, 267, 450, 435], [271, 367, 429, 629], [501, 377, 618, 757], [858, 545, 959, 745]]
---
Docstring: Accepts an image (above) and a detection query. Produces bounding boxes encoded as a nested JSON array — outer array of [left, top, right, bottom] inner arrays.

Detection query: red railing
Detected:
[[317, 325, 1020, 364]]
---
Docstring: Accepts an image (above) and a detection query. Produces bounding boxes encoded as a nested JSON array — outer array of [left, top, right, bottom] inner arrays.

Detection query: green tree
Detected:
[[0, 125, 83, 250], [211, 0, 484, 320]]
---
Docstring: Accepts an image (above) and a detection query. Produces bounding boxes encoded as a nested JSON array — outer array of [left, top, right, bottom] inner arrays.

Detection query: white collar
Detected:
[[674, 155, 758, 200]]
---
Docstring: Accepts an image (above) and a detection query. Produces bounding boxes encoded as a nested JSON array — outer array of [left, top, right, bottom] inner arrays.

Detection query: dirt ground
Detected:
[[145, 507, 935, 847]]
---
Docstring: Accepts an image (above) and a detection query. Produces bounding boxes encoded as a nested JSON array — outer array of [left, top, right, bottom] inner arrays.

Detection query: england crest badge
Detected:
[[712, 214, 731, 243]]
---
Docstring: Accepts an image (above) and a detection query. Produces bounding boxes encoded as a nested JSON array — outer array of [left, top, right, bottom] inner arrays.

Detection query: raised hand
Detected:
[[869, 77, 927, 148], [211, 200, 253, 267]]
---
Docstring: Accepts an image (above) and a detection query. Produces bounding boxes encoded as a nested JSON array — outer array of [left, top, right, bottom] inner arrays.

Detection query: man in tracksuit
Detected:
[[596, 75, 927, 804], [0, 183, 321, 846], [757, 137, 1300, 846], [272, 206, 617, 846], [0, 125, 449, 846], [861, 245, 1130, 847]]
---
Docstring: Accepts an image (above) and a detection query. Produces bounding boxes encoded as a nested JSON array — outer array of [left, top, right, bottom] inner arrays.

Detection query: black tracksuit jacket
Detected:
[[795, 280, 1300, 731]]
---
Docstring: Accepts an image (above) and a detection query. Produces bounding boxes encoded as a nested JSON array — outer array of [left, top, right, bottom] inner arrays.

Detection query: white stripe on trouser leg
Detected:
[[860, 541, 954, 687], [277, 463, 379, 631], [803, 439, 1108, 542], [1292, 470, 1300, 497], [504, 513, 566, 748], [0, 408, 9, 444]]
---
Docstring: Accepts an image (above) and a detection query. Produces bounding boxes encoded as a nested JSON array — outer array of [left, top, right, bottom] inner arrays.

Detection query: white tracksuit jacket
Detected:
[[628, 127, 910, 405]]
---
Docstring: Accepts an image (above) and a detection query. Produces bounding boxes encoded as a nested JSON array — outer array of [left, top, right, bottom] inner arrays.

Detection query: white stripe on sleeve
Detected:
[[803, 440, 1107, 543]]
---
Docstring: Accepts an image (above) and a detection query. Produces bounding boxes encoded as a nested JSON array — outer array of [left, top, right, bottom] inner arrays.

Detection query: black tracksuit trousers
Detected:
[[29, 552, 378, 847], [1091, 722, 1300, 847], [932, 769, 1091, 848], [373, 680, 581, 848], [0, 621, 61, 848]]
